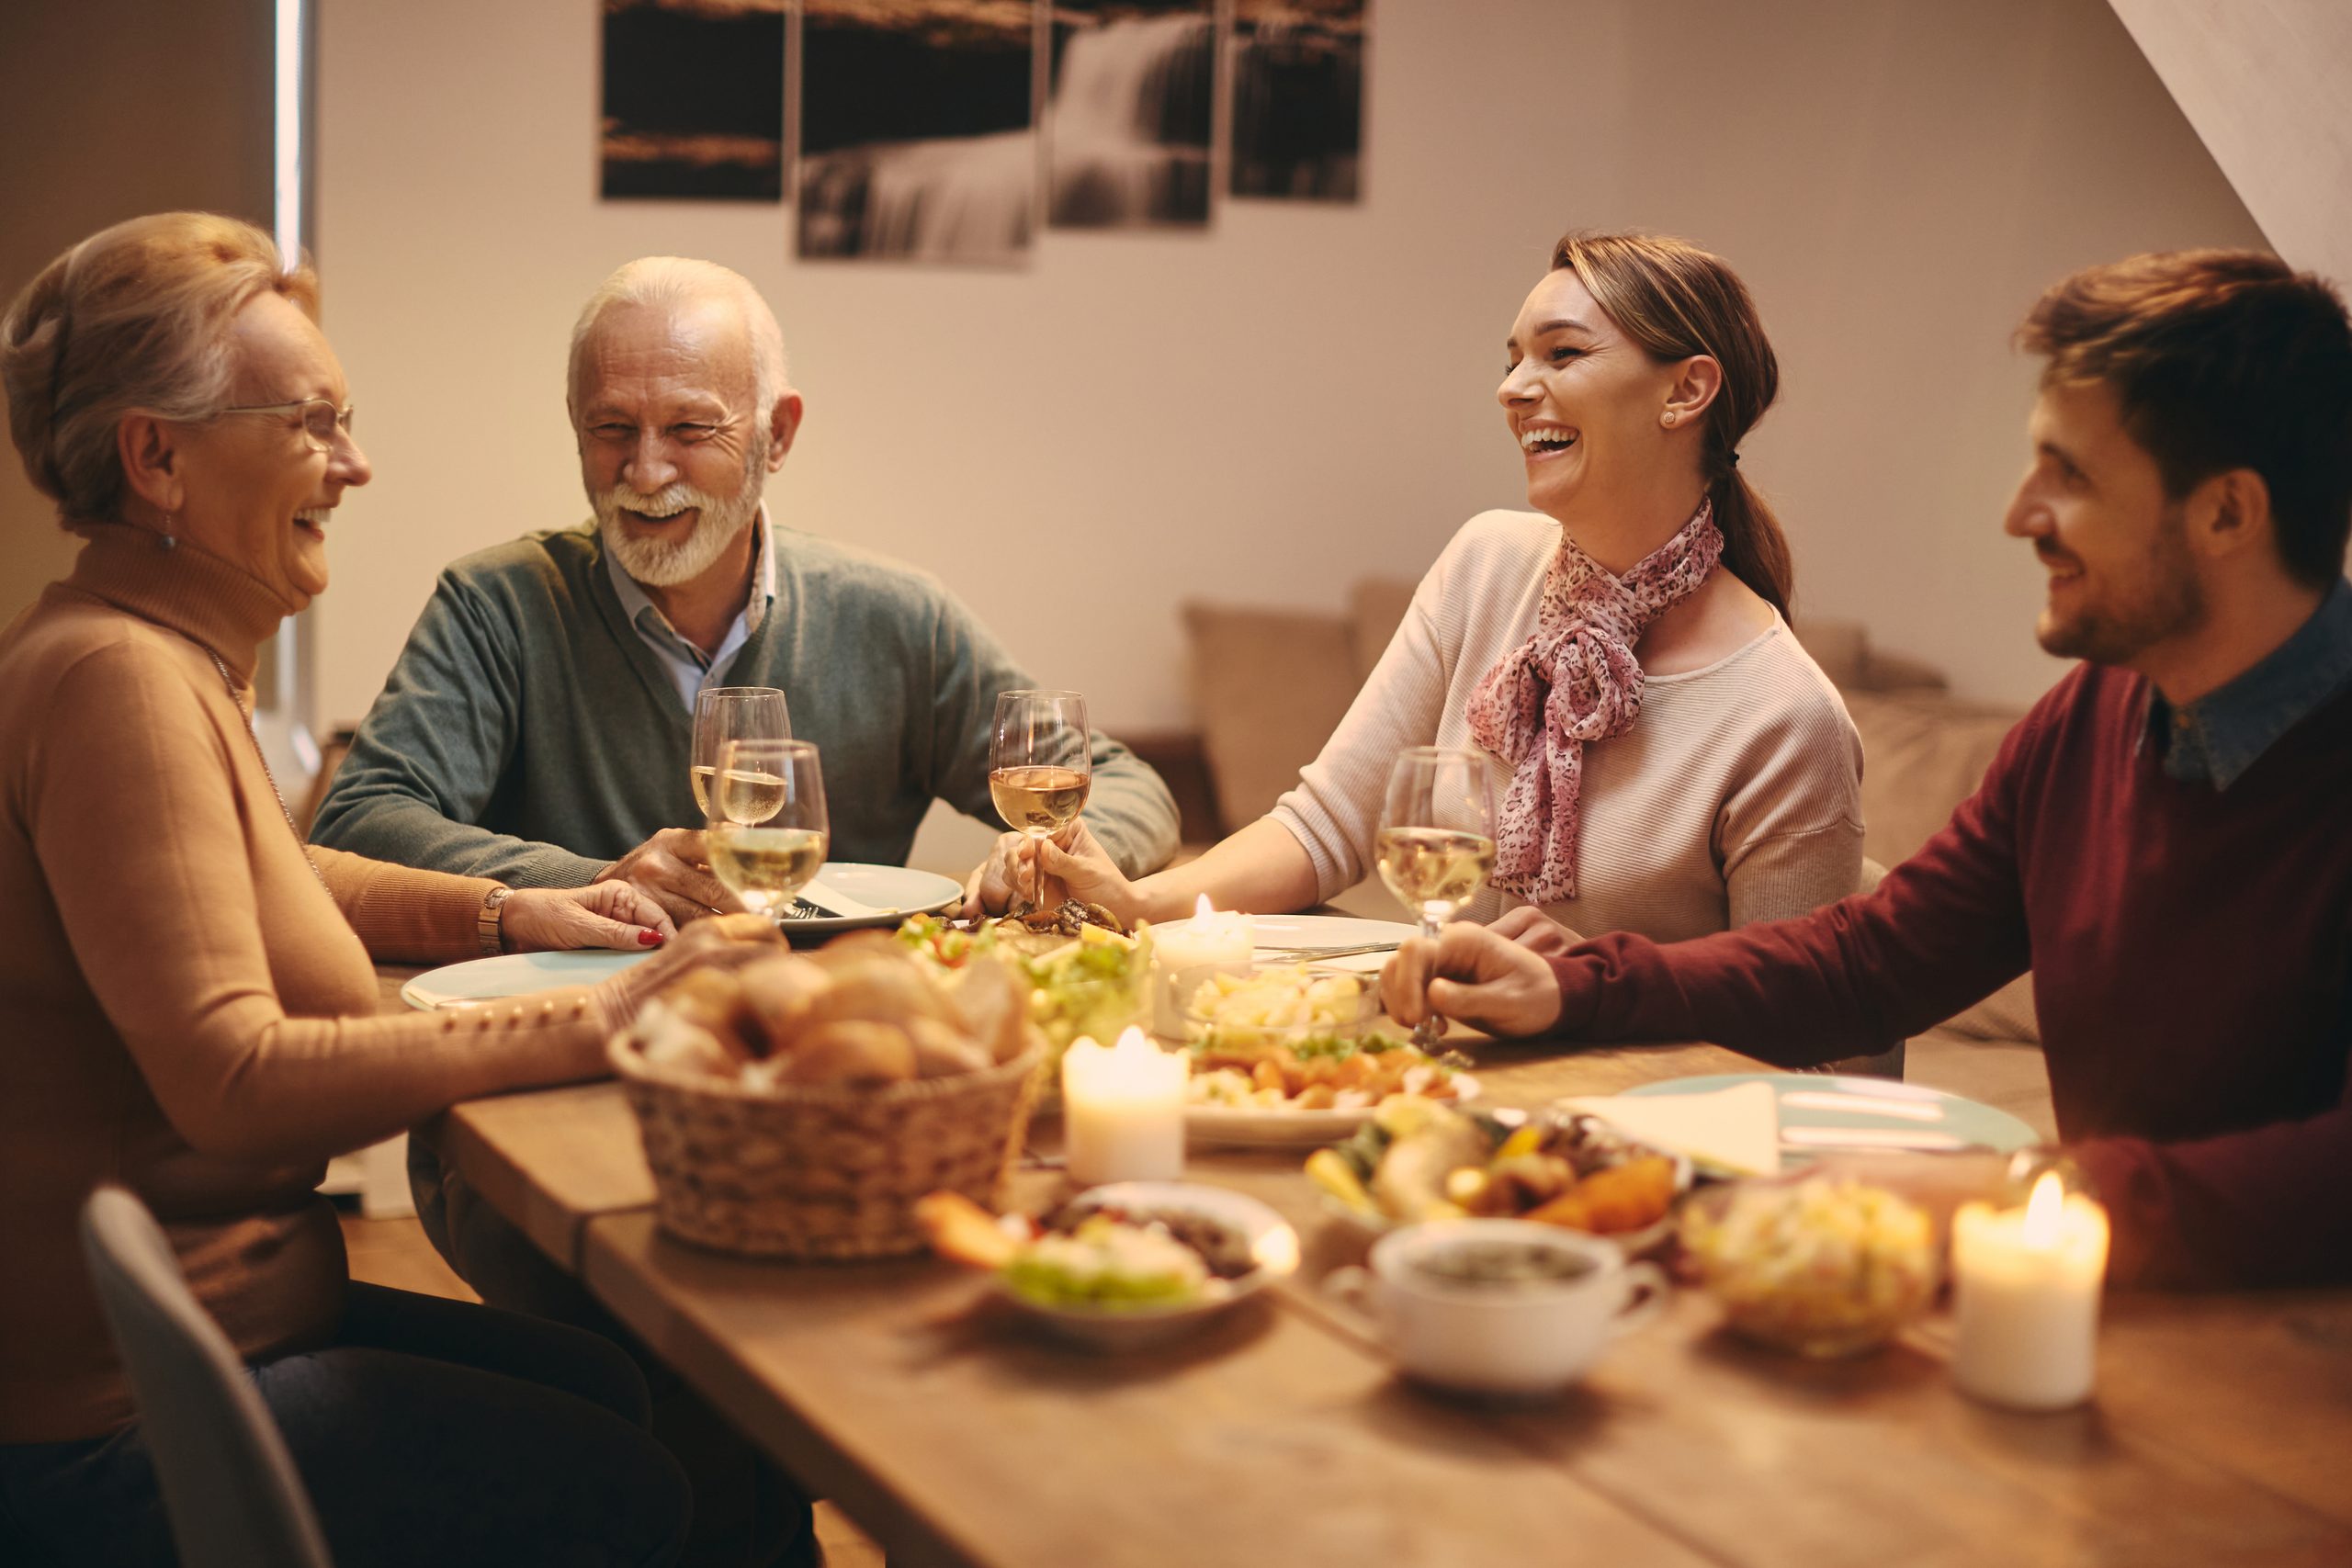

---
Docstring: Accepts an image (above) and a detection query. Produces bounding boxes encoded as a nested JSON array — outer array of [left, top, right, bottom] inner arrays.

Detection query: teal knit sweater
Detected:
[[310, 523, 1179, 886]]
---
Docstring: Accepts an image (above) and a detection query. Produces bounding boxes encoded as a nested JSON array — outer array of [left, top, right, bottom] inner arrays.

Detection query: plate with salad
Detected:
[[917, 1182, 1299, 1350]]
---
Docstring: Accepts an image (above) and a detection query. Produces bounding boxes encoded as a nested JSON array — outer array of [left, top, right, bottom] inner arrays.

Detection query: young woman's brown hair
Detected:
[[1551, 231, 1794, 619]]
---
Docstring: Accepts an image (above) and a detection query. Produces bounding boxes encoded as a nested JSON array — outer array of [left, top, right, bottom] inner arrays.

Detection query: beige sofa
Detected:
[[1181, 589, 2056, 1136]]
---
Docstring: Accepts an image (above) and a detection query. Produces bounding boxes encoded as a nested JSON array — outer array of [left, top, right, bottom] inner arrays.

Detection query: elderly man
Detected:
[[1390, 248, 2352, 1291], [311, 255, 1177, 926]]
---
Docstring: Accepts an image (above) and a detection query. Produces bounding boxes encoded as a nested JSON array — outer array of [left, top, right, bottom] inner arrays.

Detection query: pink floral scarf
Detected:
[[1465, 500, 1724, 904]]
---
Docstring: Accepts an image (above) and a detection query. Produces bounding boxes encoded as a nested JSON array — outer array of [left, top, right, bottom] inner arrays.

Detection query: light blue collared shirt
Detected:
[[2147, 576, 2352, 789], [604, 513, 776, 714]]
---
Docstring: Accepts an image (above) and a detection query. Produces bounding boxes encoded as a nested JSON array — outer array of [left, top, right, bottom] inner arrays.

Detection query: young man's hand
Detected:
[[1381, 921, 1566, 1039]]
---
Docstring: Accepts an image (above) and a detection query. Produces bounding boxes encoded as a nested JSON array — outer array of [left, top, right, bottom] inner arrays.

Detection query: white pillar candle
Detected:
[[1151, 893, 1255, 1037], [1951, 1172, 2110, 1411], [1061, 1026, 1187, 1186]]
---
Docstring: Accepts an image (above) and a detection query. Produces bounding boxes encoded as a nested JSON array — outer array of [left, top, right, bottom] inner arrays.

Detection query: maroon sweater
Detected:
[[1546, 663, 2352, 1288]]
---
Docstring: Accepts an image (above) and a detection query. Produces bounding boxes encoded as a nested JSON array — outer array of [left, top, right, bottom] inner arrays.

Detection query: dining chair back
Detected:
[[78, 1185, 334, 1568]]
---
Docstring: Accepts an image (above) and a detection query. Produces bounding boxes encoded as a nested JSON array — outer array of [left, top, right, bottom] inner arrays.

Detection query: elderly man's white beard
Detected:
[[592, 437, 768, 588]]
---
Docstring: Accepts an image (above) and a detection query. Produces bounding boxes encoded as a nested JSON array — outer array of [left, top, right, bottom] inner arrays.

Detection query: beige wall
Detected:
[[0, 0, 274, 626], [2109, 0, 2352, 288], [313, 0, 2266, 748]]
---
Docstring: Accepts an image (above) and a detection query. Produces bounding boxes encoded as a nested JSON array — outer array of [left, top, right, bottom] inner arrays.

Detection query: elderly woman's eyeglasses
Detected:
[[214, 398, 356, 453]]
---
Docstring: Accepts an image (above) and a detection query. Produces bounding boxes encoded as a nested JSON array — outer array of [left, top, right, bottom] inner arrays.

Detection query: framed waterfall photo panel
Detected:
[[600, 0, 789, 202], [797, 0, 1040, 264]]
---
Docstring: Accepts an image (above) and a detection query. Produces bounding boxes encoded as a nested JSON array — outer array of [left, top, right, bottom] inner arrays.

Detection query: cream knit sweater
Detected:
[[1271, 510, 1865, 940]]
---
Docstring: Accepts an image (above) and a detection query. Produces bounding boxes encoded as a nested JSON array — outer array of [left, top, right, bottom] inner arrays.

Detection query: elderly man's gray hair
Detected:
[[568, 255, 789, 417]]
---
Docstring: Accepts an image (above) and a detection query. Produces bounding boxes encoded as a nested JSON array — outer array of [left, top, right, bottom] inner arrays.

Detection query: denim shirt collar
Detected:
[[603, 512, 775, 709], [2147, 576, 2352, 789]]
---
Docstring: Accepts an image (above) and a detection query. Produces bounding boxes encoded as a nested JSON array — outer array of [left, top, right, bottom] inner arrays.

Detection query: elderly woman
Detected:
[[977, 231, 1863, 956], [0, 213, 761, 1567]]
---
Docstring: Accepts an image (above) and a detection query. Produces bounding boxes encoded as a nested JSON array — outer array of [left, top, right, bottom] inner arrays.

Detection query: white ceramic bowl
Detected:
[[1326, 1219, 1667, 1396]]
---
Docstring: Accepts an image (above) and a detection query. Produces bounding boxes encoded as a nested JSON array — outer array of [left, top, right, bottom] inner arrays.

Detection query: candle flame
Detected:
[[1193, 892, 1215, 920], [2021, 1170, 2064, 1247]]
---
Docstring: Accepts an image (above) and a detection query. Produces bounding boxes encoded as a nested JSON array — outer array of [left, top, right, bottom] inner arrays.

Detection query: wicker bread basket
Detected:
[[609, 1032, 1044, 1260]]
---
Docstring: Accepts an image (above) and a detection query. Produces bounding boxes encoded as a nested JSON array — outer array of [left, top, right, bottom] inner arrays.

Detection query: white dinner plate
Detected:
[[398, 863, 963, 1010], [786, 862, 964, 932], [401, 949, 652, 1010], [1155, 912, 1421, 975], [1185, 1074, 1480, 1149]]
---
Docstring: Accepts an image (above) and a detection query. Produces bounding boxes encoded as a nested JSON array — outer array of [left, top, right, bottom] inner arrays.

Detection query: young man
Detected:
[[1388, 249, 2352, 1289]]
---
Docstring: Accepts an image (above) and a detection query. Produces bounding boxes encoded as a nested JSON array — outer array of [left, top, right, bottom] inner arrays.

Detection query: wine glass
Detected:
[[1376, 747, 1498, 1046], [690, 687, 790, 821], [989, 690, 1092, 908], [705, 738, 828, 922]]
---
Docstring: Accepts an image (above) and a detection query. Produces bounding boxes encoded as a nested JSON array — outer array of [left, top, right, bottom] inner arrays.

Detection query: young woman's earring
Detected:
[[157, 512, 177, 552]]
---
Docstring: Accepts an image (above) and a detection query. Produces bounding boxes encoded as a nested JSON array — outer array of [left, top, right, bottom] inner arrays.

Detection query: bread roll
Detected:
[[942, 960, 1032, 1065], [782, 1021, 917, 1086], [803, 959, 955, 1032], [636, 1007, 741, 1079], [905, 1017, 992, 1078], [737, 954, 831, 1056]]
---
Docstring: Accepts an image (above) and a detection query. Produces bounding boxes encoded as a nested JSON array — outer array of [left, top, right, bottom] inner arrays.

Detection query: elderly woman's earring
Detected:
[[156, 513, 177, 553]]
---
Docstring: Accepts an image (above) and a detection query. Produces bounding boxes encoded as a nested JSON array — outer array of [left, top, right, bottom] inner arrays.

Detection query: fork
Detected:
[[1254, 942, 1403, 961]]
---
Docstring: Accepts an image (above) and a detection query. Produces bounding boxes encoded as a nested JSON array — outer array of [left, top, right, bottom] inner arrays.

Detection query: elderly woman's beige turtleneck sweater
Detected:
[[0, 526, 611, 1442]]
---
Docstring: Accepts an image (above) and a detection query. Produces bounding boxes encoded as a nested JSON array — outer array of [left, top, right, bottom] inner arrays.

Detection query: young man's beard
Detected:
[[2036, 503, 2206, 667], [592, 431, 769, 588]]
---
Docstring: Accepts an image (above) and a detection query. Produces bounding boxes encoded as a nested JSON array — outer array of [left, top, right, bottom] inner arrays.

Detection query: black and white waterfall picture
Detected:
[[1229, 0, 1365, 202], [797, 0, 1038, 264], [1046, 2, 1216, 229], [600, 0, 787, 201]]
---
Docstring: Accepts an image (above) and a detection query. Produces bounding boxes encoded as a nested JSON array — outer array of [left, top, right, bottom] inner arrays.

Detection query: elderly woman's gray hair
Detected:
[[567, 255, 790, 417], [1, 212, 317, 525]]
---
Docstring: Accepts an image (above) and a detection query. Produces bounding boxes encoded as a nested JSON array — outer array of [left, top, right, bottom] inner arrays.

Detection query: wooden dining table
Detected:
[[379, 965, 2352, 1568]]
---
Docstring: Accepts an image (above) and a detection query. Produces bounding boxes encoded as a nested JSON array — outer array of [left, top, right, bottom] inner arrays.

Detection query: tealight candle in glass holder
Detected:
[[1951, 1152, 2109, 1411], [1151, 893, 1254, 1038]]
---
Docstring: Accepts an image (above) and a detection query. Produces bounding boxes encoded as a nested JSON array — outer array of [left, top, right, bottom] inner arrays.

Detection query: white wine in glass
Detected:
[[690, 686, 790, 819], [706, 738, 827, 922], [1376, 747, 1498, 1046], [989, 690, 1091, 907]]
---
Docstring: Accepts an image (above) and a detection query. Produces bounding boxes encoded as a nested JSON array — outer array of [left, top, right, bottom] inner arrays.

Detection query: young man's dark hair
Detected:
[[2018, 249, 2352, 587]]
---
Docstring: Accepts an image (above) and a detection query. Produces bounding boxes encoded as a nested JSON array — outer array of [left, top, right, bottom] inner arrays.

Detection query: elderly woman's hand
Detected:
[[962, 818, 1140, 924], [501, 884, 676, 953], [1381, 921, 1566, 1039]]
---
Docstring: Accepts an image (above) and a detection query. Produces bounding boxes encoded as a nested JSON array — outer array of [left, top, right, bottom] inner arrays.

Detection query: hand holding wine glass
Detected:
[[704, 738, 828, 924], [1376, 747, 1498, 1045], [989, 690, 1092, 908], [690, 686, 790, 819]]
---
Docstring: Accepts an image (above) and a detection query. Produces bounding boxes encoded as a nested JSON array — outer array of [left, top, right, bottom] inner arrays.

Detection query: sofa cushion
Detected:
[[1846, 689, 2022, 867], [1182, 603, 1361, 829]]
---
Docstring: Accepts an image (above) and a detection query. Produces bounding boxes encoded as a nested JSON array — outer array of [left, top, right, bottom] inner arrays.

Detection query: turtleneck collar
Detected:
[[59, 522, 300, 686]]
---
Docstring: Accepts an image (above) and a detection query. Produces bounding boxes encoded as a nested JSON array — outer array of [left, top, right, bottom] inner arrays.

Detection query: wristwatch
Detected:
[[478, 886, 515, 957]]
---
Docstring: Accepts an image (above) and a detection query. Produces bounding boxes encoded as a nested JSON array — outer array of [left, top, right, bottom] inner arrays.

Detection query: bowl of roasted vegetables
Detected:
[[1307, 1099, 1690, 1253]]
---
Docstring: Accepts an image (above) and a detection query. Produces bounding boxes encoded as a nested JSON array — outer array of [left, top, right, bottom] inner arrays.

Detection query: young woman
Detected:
[[973, 231, 1861, 948]]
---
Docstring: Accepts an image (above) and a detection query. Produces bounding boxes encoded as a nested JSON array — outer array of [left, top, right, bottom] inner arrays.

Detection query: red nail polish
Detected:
[[639, 930, 663, 946]]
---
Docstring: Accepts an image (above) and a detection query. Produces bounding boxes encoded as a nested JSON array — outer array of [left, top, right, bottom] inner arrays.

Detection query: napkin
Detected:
[[798, 875, 894, 920], [1559, 1082, 1780, 1176]]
